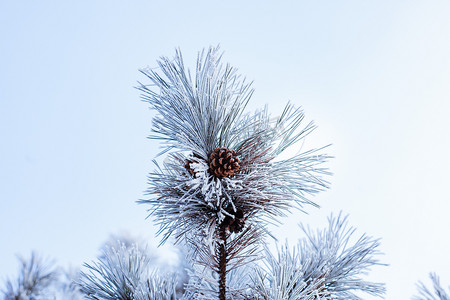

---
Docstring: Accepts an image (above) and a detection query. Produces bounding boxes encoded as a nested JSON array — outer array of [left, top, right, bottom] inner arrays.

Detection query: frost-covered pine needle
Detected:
[[79, 242, 177, 300], [135, 276, 178, 300], [2, 252, 58, 300], [253, 213, 386, 299], [182, 264, 255, 300], [252, 245, 324, 300], [413, 273, 450, 300]]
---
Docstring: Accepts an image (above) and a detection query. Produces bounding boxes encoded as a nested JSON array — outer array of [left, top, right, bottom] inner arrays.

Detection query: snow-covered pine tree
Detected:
[[133, 46, 385, 299], [2, 47, 389, 300]]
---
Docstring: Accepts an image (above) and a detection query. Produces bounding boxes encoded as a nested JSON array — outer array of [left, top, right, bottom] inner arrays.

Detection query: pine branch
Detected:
[[413, 273, 450, 300], [252, 213, 386, 299], [218, 225, 227, 300], [79, 241, 177, 300], [2, 252, 58, 300]]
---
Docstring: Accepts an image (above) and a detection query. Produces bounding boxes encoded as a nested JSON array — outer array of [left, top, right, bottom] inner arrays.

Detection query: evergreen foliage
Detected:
[[0, 47, 402, 299], [413, 273, 450, 300]]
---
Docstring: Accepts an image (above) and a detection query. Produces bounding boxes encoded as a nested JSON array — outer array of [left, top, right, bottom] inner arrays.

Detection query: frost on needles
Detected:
[[135, 46, 385, 299], [2, 47, 392, 300]]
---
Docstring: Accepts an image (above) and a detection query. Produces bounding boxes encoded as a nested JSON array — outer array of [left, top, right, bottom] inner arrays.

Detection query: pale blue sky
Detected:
[[1, 1, 450, 299]]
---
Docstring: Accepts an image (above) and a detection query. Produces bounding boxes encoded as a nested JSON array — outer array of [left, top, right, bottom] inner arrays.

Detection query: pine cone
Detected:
[[209, 148, 240, 178], [222, 207, 245, 233]]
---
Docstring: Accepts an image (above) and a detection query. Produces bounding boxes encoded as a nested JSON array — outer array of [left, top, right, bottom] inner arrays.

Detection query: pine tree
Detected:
[[2, 47, 390, 300], [133, 46, 385, 299]]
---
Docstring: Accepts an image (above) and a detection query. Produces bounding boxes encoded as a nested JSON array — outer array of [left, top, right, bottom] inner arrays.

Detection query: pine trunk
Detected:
[[218, 226, 227, 300]]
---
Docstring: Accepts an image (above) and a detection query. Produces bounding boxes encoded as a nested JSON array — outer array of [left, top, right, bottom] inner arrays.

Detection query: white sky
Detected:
[[1, 1, 450, 299]]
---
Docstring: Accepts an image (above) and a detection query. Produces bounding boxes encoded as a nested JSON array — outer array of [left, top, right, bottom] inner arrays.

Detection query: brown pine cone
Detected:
[[209, 148, 240, 178]]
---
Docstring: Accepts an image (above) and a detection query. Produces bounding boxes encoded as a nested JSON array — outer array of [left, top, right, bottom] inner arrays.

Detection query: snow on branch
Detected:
[[252, 213, 386, 299]]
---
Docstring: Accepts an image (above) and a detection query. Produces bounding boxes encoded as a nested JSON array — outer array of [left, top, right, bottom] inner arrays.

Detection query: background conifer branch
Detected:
[[413, 273, 450, 300]]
